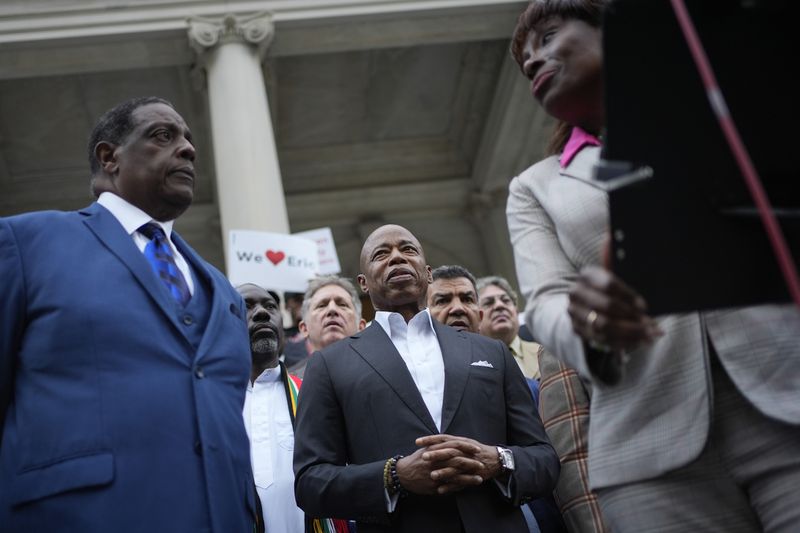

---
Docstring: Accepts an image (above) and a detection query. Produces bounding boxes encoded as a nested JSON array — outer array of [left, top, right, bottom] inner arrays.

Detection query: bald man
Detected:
[[293, 224, 559, 533]]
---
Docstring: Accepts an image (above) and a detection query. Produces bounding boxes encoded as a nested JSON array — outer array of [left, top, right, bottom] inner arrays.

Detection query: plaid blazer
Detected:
[[537, 348, 608, 533], [507, 146, 800, 489]]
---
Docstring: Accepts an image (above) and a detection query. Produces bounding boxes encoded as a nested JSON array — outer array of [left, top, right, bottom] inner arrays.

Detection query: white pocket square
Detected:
[[470, 360, 494, 368]]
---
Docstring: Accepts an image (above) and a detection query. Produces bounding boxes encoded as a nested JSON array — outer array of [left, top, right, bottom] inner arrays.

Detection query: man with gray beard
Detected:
[[237, 283, 303, 532], [237, 283, 350, 533]]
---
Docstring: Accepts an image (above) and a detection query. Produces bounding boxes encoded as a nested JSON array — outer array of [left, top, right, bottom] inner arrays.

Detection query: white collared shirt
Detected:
[[374, 309, 445, 431], [97, 192, 194, 295], [243, 366, 304, 533]]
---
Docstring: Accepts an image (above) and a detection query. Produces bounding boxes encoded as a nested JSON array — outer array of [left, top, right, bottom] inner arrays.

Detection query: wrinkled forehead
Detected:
[[360, 225, 423, 262], [131, 102, 189, 131], [431, 277, 477, 297], [480, 283, 510, 300], [311, 284, 354, 305]]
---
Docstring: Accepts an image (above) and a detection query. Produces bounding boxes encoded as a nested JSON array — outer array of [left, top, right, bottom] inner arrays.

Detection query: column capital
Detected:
[[187, 12, 275, 60]]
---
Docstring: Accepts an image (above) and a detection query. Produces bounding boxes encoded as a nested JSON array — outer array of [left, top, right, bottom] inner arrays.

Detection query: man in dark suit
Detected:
[[0, 96, 255, 532], [293, 224, 559, 532]]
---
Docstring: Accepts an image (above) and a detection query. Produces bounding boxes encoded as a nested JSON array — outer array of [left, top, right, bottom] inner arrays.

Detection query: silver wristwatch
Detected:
[[496, 446, 515, 473]]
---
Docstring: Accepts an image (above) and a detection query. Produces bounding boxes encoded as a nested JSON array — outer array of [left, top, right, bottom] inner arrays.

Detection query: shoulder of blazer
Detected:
[[5, 207, 83, 228], [2, 207, 92, 249], [515, 154, 561, 185]]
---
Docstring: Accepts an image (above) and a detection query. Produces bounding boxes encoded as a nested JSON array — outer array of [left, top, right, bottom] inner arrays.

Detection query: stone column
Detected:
[[188, 12, 289, 270]]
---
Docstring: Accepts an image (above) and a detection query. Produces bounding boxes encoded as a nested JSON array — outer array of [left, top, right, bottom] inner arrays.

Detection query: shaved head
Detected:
[[360, 224, 424, 271], [357, 224, 432, 317]]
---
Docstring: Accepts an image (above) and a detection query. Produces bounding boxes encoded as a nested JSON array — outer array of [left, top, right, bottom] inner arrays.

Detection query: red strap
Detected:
[[670, 0, 800, 308]]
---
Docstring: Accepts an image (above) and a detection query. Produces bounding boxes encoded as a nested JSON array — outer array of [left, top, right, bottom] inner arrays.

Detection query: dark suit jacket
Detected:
[[0, 203, 255, 532], [293, 319, 560, 533]]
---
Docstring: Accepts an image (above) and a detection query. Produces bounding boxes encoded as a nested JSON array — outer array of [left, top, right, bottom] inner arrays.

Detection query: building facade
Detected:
[[0, 0, 553, 287]]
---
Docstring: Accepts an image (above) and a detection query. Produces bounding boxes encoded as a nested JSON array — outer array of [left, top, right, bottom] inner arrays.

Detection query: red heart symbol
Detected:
[[265, 250, 285, 265]]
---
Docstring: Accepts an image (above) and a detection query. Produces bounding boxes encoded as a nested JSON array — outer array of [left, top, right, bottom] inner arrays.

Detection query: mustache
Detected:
[[249, 322, 279, 336]]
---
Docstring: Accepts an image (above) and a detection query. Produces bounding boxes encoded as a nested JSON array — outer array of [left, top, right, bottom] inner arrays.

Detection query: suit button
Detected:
[[195, 366, 205, 379], [182, 314, 194, 325], [194, 441, 203, 455]]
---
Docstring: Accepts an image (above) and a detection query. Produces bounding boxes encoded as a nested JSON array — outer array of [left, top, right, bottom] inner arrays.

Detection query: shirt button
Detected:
[[182, 314, 194, 325], [195, 366, 205, 379]]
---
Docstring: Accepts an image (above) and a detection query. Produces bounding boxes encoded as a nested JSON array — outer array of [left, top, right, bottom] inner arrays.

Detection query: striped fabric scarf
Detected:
[[281, 365, 352, 533]]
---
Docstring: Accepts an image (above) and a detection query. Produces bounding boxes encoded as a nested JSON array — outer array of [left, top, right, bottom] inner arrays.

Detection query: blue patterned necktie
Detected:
[[139, 222, 191, 306]]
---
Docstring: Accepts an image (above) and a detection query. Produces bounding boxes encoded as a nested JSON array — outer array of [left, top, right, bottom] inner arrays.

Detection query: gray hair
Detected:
[[475, 275, 518, 307], [301, 275, 362, 321]]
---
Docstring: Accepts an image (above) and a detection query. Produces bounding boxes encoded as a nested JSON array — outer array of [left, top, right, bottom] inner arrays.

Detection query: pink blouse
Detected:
[[559, 126, 602, 168]]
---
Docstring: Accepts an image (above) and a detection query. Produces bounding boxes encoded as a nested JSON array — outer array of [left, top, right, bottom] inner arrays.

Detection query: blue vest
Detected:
[[171, 266, 212, 352]]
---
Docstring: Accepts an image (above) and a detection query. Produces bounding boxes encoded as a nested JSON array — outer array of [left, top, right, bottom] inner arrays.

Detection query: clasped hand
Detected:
[[396, 434, 502, 496]]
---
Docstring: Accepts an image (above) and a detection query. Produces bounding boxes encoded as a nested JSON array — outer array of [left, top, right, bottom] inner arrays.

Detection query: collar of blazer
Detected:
[[80, 202, 217, 354], [349, 320, 472, 435], [558, 145, 604, 190]]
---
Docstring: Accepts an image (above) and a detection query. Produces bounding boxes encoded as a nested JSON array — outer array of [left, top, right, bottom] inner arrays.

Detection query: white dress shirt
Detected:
[[97, 192, 194, 295], [374, 309, 445, 511], [374, 309, 445, 431], [243, 366, 305, 533]]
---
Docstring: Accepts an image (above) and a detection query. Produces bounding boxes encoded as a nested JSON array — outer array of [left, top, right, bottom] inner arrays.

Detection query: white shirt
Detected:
[[243, 366, 305, 533], [374, 309, 445, 431], [97, 192, 194, 295]]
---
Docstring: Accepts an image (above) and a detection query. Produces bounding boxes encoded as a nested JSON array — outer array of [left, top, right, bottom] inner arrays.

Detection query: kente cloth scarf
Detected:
[[281, 364, 352, 533]]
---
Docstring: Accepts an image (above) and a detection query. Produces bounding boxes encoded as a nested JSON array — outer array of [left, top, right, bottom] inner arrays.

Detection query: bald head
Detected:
[[357, 224, 432, 317], [359, 224, 419, 269]]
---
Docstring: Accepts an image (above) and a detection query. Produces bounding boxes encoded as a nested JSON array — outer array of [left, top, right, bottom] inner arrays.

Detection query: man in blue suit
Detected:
[[0, 96, 255, 532]]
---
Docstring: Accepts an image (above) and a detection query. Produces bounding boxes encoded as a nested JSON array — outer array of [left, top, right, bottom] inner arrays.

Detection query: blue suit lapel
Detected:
[[350, 323, 439, 434], [80, 202, 190, 346], [434, 321, 472, 434]]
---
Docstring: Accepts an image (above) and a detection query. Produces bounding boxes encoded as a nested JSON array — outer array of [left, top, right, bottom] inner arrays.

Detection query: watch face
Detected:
[[499, 448, 515, 470]]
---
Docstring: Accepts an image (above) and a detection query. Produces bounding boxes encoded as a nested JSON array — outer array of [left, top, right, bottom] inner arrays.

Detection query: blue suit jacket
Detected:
[[0, 203, 254, 532]]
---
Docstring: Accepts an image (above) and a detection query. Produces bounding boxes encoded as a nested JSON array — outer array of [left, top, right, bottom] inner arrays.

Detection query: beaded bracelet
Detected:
[[383, 454, 407, 497], [383, 457, 393, 492]]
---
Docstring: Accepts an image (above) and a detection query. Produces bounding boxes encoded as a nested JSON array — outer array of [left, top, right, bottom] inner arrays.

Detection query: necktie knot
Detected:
[[139, 222, 166, 241]]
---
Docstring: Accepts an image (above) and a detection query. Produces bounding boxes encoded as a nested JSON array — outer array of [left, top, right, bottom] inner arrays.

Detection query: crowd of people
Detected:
[[1, 0, 798, 532]]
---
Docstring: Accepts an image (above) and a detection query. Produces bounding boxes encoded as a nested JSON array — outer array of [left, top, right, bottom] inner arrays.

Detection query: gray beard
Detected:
[[252, 337, 278, 356]]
